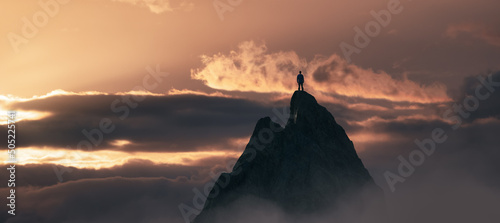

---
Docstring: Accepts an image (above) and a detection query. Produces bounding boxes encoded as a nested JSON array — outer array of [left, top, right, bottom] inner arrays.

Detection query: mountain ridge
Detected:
[[195, 91, 384, 222]]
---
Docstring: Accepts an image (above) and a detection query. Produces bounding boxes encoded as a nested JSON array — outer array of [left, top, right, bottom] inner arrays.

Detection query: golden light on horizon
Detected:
[[110, 139, 133, 147], [349, 132, 393, 152], [0, 90, 112, 124], [1, 147, 241, 169], [0, 108, 52, 124]]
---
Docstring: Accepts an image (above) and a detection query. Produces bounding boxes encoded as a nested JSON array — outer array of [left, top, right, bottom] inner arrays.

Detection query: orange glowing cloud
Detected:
[[2, 147, 241, 169], [0, 109, 51, 124], [192, 41, 307, 93], [0, 89, 167, 124], [347, 114, 445, 128], [0, 89, 108, 103], [191, 41, 451, 104], [0, 89, 171, 104], [167, 88, 233, 98], [349, 132, 393, 151]]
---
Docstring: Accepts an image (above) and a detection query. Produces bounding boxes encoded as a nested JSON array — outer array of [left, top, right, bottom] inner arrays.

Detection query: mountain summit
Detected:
[[195, 91, 384, 222]]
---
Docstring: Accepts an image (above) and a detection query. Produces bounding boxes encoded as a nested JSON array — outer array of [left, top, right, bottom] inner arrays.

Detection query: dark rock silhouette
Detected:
[[194, 91, 384, 222]]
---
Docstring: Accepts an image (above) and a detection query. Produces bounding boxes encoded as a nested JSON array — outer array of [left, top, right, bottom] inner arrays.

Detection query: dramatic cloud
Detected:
[[0, 147, 241, 169], [0, 157, 239, 189], [192, 41, 451, 103], [1, 177, 202, 223], [453, 71, 500, 122], [192, 41, 307, 93], [0, 90, 285, 169], [1, 73, 499, 223], [0, 93, 281, 152]]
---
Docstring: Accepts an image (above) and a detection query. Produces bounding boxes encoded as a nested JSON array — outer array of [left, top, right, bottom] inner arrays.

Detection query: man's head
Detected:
[[299, 71, 302, 74]]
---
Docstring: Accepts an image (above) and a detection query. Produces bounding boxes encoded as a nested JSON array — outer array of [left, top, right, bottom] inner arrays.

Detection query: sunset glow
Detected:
[[1, 0, 499, 222], [2, 147, 241, 169]]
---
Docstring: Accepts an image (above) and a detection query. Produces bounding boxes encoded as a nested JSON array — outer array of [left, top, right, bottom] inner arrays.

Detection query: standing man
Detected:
[[297, 71, 304, 91]]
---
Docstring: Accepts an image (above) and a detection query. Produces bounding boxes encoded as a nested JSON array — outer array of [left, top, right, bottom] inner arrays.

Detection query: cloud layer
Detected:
[[192, 41, 451, 103], [1, 93, 275, 152], [1, 73, 500, 222]]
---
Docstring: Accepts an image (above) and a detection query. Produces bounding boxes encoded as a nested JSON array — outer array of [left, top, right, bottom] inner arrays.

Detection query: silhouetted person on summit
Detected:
[[297, 71, 304, 91]]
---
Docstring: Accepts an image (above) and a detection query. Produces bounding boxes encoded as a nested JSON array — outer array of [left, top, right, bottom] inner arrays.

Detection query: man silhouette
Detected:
[[297, 71, 304, 91]]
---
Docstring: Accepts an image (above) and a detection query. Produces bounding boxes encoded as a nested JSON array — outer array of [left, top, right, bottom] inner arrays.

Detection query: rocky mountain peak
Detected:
[[194, 91, 383, 223]]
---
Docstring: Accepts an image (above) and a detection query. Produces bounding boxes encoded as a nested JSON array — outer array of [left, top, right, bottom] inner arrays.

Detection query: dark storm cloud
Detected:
[[0, 156, 241, 222], [0, 177, 203, 223], [453, 71, 500, 122], [359, 116, 500, 174], [352, 86, 500, 223], [356, 71, 500, 193], [322, 71, 500, 142], [4, 94, 276, 152], [318, 93, 443, 135], [362, 118, 500, 222], [0, 159, 217, 189], [329, 71, 500, 197], [0, 154, 241, 191]]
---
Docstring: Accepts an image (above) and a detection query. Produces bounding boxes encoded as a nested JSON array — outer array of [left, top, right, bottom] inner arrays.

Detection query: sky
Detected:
[[1, 0, 500, 222]]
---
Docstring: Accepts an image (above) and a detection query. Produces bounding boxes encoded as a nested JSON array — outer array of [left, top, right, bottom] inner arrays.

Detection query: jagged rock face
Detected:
[[195, 91, 381, 222]]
